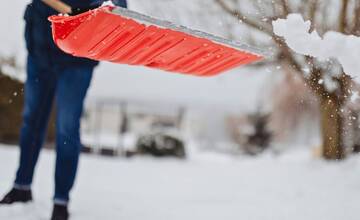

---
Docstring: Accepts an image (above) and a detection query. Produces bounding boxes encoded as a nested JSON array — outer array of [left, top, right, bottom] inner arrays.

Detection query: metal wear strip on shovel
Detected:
[[44, 0, 264, 76]]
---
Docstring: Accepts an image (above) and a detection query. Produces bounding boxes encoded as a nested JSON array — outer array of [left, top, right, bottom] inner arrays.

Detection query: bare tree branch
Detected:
[[214, 0, 309, 92], [308, 0, 319, 31], [352, 0, 360, 35], [214, 0, 273, 35], [280, 0, 291, 15], [339, 0, 350, 33], [337, 73, 353, 104]]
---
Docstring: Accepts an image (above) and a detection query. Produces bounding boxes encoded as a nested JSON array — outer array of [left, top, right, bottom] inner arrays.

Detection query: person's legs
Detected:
[[14, 56, 57, 188], [53, 65, 93, 204]]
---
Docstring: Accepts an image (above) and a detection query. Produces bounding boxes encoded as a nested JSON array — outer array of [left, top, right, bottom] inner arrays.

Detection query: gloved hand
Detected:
[[70, 5, 100, 16], [69, 0, 127, 16]]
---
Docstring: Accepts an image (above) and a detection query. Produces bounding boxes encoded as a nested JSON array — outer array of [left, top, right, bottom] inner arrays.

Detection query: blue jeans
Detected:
[[14, 56, 94, 204]]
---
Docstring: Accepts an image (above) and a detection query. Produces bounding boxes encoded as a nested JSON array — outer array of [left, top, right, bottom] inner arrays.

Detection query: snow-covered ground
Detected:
[[0, 145, 359, 220]]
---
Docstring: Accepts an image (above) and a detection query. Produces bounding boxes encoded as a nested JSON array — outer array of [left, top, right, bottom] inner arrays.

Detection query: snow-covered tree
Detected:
[[215, 0, 360, 159]]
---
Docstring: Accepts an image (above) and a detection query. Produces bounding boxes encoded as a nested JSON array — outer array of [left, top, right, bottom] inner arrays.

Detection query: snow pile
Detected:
[[273, 14, 360, 82]]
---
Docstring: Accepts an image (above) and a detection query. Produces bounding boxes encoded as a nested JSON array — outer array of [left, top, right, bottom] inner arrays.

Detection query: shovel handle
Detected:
[[41, 0, 72, 14]]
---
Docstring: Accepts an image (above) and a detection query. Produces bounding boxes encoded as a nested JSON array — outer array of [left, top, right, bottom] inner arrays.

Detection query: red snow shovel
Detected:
[[46, 2, 263, 76]]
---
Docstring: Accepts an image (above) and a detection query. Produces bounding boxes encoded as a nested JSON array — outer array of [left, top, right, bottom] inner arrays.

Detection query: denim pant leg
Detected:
[[15, 56, 57, 187], [53, 65, 94, 203]]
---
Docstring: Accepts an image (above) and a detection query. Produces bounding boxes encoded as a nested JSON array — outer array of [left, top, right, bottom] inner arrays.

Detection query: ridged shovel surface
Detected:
[[49, 6, 263, 76]]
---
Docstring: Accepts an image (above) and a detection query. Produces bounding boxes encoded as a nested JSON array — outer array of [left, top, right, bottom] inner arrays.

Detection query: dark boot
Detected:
[[51, 204, 69, 220], [0, 188, 33, 204]]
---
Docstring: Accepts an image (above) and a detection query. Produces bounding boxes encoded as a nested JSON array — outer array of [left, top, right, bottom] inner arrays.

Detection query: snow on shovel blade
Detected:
[[49, 6, 264, 76]]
